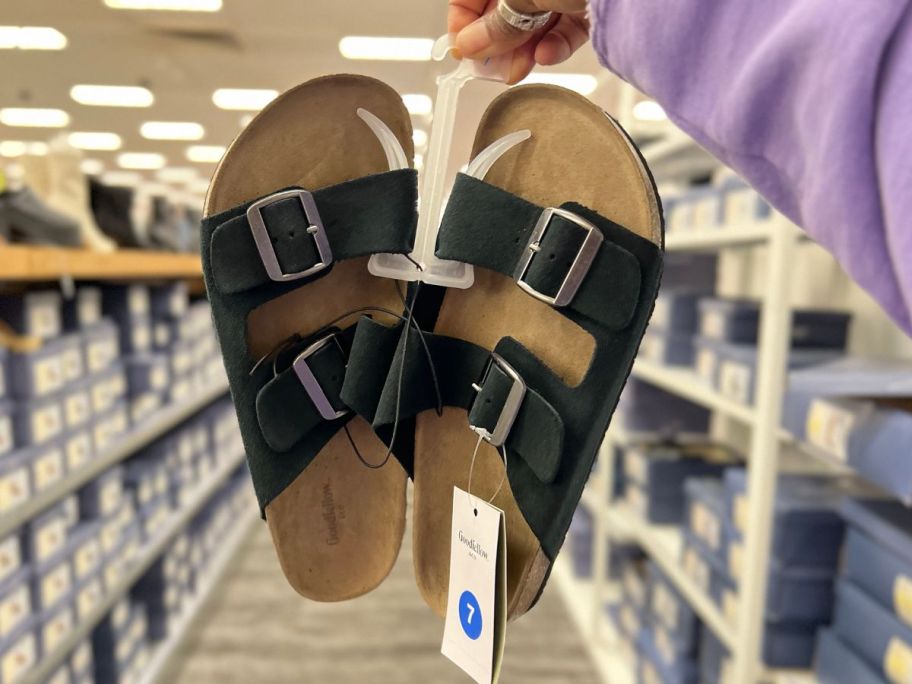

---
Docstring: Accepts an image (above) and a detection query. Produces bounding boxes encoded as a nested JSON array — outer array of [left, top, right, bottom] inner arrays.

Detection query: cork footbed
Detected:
[[204, 75, 413, 601], [413, 85, 662, 619]]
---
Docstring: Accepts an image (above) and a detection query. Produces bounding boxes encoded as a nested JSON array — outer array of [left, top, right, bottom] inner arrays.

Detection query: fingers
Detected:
[[455, 5, 546, 60], [534, 12, 590, 66], [507, 40, 538, 84], [447, 0, 490, 33]]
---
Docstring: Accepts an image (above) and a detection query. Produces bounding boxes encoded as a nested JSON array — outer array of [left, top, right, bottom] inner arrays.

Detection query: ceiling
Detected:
[[0, 0, 626, 199]]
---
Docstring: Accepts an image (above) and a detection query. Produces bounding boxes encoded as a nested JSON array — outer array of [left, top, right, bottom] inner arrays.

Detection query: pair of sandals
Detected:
[[201, 75, 664, 620]]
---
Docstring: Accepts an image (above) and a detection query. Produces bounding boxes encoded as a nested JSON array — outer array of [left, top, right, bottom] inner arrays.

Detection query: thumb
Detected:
[[455, 7, 550, 59]]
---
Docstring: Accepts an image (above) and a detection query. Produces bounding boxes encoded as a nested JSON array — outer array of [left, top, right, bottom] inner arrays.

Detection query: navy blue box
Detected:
[[606, 540, 644, 581], [69, 523, 102, 583], [28, 441, 67, 494], [833, 579, 912, 682], [31, 554, 73, 612], [649, 564, 700, 653], [125, 354, 169, 397], [7, 339, 66, 399], [568, 506, 593, 578], [62, 383, 92, 432], [641, 328, 696, 367], [79, 468, 124, 519], [842, 498, 912, 629], [661, 253, 717, 293], [149, 283, 189, 320], [683, 477, 727, 558], [719, 562, 836, 625], [62, 429, 94, 474], [74, 574, 104, 622], [82, 319, 120, 375], [0, 451, 33, 515], [0, 617, 38, 684], [652, 291, 702, 334], [101, 284, 149, 322], [38, 601, 75, 657], [816, 628, 887, 684], [92, 403, 129, 453], [0, 290, 62, 339], [0, 401, 14, 458], [622, 560, 651, 613], [637, 629, 699, 684], [698, 298, 851, 348], [13, 395, 64, 447], [120, 316, 153, 356], [58, 333, 85, 386], [63, 286, 102, 331], [0, 532, 21, 587], [681, 530, 733, 606], [698, 629, 729, 684], [0, 567, 32, 641], [89, 364, 127, 416], [25, 504, 68, 565]]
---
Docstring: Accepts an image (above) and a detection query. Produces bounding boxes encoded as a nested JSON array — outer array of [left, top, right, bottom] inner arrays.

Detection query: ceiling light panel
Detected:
[[68, 132, 123, 151], [140, 121, 205, 140], [0, 108, 70, 127], [339, 36, 434, 61], [211, 89, 277, 111], [118, 152, 166, 170], [0, 141, 49, 157], [402, 94, 432, 116], [104, 0, 222, 10], [0, 26, 67, 50], [633, 100, 668, 122], [412, 129, 428, 148], [186, 145, 225, 163], [71, 85, 154, 107], [80, 159, 105, 175], [520, 73, 599, 95]]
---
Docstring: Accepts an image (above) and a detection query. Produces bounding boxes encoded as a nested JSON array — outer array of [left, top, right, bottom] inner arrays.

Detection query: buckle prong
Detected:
[[469, 353, 526, 447], [292, 332, 349, 421], [514, 207, 603, 307], [247, 189, 333, 282]]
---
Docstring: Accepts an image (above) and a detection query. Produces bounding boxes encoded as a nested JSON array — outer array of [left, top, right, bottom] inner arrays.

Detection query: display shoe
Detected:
[[389, 85, 664, 619], [45, 141, 116, 252], [0, 185, 83, 247], [90, 179, 145, 248], [146, 196, 181, 251], [201, 75, 421, 600]]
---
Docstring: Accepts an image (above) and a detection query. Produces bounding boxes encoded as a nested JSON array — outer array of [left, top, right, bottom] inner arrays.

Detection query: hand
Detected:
[[449, 0, 590, 84]]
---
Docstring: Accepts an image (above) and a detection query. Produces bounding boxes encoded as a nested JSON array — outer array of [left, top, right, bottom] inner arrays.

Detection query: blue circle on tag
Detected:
[[459, 590, 483, 640]]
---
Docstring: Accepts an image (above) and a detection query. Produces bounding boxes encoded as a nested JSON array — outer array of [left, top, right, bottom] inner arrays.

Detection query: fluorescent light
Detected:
[[0, 108, 70, 127], [80, 158, 105, 175], [0, 26, 67, 50], [140, 121, 205, 141], [70, 85, 154, 107], [402, 94, 432, 116], [633, 100, 667, 122], [118, 152, 166, 170], [520, 73, 599, 96], [0, 141, 49, 157], [412, 129, 428, 148], [101, 171, 141, 186], [339, 36, 433, 61], [68, 132, 123, 151], [414, 153, 424, 170], [212, 89, 277, 111], [156, 167, 198, 182], [186, 145, 225, 163], [103, 0, 222, 10]]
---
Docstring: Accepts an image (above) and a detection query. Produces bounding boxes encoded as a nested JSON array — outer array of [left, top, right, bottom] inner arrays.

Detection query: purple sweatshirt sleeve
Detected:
[[590, 0, 912, 336]]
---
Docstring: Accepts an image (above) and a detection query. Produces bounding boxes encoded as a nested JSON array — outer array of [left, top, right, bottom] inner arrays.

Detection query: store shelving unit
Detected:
[[0, 380, 228, 538], [0, 245, 202, 282], [20, 451, 251, 684]]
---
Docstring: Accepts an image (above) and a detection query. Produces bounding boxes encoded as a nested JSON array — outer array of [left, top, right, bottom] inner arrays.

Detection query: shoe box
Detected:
[[0, 616, 39, 684], [615, 379, 711, 436], [640, 327, 696, 367], [0, 291, 62, 340], [698, 630, 730, 684], [62, 287, 102, 332], [649, 564, 701, 656], [621, 442, 738, 525], [567, 506, 594, 578], [815, 628, 887, 684]]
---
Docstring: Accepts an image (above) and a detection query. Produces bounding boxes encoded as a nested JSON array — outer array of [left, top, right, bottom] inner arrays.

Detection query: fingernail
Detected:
[[451, 47, 463, 60]]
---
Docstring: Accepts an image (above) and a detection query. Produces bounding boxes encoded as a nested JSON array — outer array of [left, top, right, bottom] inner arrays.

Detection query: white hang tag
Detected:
[[441, 486, 507, 684]]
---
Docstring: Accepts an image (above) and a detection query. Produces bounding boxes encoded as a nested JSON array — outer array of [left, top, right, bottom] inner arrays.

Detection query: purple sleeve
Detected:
[[590, 0, 912, 335]]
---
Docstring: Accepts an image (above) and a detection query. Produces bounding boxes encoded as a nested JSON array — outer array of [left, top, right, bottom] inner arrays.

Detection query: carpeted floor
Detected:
[[163, 517, 601, 684]]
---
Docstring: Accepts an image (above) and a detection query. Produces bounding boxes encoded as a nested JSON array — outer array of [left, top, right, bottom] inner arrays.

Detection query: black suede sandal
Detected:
[[200, 75, 420, 601], [402, 85, 664, 619]]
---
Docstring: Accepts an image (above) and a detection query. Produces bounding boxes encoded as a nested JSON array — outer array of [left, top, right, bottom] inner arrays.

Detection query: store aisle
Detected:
[[162, 518, 601, 684]]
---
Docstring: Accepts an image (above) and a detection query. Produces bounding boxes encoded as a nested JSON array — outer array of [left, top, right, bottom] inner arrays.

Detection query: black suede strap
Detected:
[[341, 317, 563, 483], [255, 326, 356, 453], [210, 169, 418, 294], [436, 174, 643, 330]]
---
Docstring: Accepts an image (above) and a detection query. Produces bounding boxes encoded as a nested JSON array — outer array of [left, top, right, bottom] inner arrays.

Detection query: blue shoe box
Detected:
[[28, 441, 66, 494], [698, 298, 851, 348], [649, 564, 700, 653], [58, 334, 84, 386], [661, 253, 717, 292], [0, 568, 32, 641], [69, 523, 102, 584], [719, 562, 836, 625], [62, 383, 92, 432], [842, 498, 912, 629], [622, 560, 651, 613], [125, 354, 169, 397], [636, 629, 699, 684], [101, 284, 149, 323], [169, 341, 194, 380], [79, 468, 124, 519], [38, 601, 75, 658], [0, 617, 39, 684], [119, 316, 153, 356], [25, 504, 69, 565], [0, 401, 14, 458], [723, 469, 846, 568], [151, 318, 174, 352], [651, 291, 703, 334], [74, 574, 104, 623], [816, 628, 887, 684], [62, 429, 93, 474], [683, 478, 727, 559], [680, 531, 732, 606], [640, 328, 696, 367], [82, 320, 120, 375], [13, 396, 64, 447], [92, 403, 129, 453], [89, 364, 127, 416], [0, 534, 21, 587], [0, 291, 62, 340], [698, 629, 729, 684], [31, 554, 73, 613], [606, 541, 644, 581], [63, 287, 102, 331], [7, 339, 67, 399], [139, 497, 171, 543], [149, 283, 188, 320], [833, 579, 912, 682], [568, 505, 594, 578], [0, 452, 32, 515]]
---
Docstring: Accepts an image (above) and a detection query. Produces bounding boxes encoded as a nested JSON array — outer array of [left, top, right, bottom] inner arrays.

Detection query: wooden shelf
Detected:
[[0, 245, 201, 282]]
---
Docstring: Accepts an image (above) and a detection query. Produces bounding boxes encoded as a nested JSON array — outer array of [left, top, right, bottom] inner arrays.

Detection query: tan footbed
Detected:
[[204, 75, 413, 601], [413, 85, 662, 620]]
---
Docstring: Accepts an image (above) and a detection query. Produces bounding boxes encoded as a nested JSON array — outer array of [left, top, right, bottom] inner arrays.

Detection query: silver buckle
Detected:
[[513, 207, 604, 307], [292, 333, 349, 421], [469, 353, 526, 447], [247, 189, 332, 282]]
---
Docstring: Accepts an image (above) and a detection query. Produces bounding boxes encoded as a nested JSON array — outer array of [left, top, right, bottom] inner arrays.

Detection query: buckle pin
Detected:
[[469, 353, 526, 447], [292, 333, 349, 421]]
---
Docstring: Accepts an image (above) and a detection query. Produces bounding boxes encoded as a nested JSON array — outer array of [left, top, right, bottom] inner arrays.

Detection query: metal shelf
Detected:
[[137, 509, 258, 684], [665, 223, 774, 251], [0, 245, 202, 282], [0, 381, 229, 539], [20, 450, 248, 684], [604, 505, 735, 651], [632, 360, 757, 428]]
